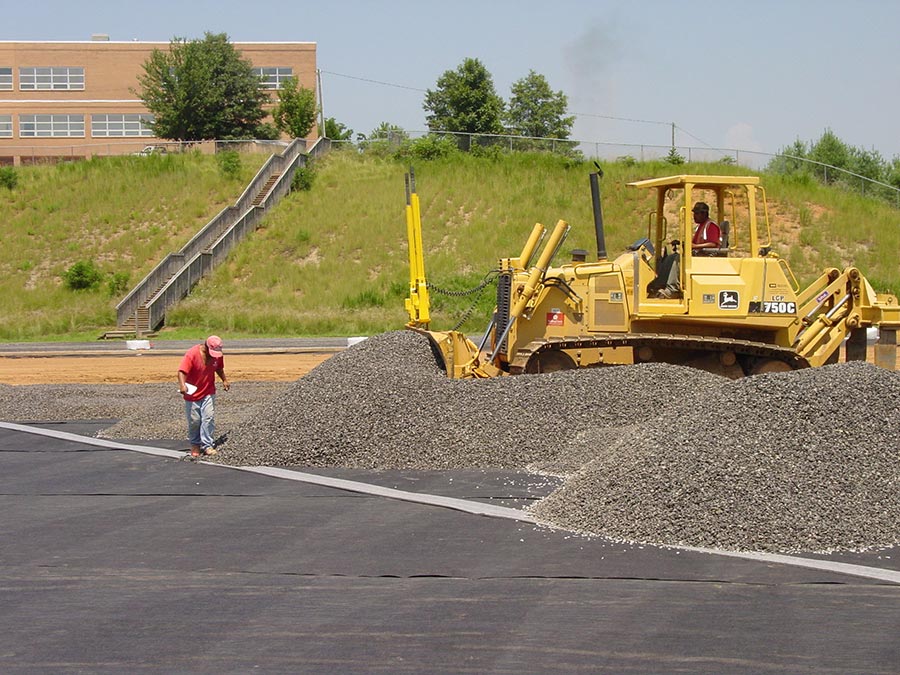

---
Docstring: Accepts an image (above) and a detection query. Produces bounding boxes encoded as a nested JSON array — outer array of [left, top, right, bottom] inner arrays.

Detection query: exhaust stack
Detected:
[[590, 166, 608, 261]]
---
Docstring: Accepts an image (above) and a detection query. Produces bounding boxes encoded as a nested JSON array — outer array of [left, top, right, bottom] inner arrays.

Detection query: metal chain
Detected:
[[424, 271, 499, 331], [427, 270, 499, 297], [449, 286, 494, 331]]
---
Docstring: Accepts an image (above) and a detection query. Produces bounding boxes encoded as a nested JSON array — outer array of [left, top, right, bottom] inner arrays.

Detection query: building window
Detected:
[[92, 113, 155, 137], [253, 67, 293, 89], [0, 115, 12, 137], [19, 66, 85, 91], [0, 67, 12, 90], [19, 114, 85, 137]]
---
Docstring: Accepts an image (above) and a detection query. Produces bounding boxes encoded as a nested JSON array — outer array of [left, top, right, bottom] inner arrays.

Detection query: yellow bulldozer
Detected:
[[404, 168, 899, 379]]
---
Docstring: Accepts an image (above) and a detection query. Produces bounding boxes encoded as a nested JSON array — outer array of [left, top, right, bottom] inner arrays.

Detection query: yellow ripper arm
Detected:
[[404, 169, 430, 327]]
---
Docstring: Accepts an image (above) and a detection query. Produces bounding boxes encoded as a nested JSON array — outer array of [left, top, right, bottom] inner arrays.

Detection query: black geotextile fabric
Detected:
[[2, 426, 900, 675]]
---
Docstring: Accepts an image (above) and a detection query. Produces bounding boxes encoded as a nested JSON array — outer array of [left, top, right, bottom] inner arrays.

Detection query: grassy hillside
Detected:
[[1, 149, 898, 341], [0, 151, 266, 340]]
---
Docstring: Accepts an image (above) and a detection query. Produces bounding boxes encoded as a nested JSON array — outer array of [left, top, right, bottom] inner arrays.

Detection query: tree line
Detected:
[[135, 34, 573, 147], [768, 129, 900, 191]]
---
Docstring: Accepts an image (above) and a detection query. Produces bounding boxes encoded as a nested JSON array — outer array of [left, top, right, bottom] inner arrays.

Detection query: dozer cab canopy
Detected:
[[627, 174, 773, 265]]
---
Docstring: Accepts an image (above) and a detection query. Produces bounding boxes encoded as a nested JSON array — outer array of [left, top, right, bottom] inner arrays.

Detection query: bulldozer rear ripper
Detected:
[[403, 168, 900, 379]]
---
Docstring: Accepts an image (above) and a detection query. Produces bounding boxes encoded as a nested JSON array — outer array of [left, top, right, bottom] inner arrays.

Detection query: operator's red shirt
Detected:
[[178, 344, 223, 401], [692, 219, 721, 247]]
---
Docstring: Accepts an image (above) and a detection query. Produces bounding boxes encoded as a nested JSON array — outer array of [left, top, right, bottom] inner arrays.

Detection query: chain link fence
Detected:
[[333, 130, 900, 208]]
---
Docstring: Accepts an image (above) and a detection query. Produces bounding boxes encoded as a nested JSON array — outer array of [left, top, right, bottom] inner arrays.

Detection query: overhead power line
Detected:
[[674, 124, 715, 149], [318, 69, 427, 93], [319, 69, 708, 148], [570, 111, 671, 127]]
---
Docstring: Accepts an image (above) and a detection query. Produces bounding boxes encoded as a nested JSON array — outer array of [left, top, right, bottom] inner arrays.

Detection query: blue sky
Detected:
[[5, 0, 899, 161]]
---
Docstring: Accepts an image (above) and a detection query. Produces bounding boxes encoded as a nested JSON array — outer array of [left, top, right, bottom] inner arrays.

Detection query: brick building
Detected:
[[0, 37, 317, 165]]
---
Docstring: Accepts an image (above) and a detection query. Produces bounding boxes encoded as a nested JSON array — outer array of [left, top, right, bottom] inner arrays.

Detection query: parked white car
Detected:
[[133, 145, 168, 156]]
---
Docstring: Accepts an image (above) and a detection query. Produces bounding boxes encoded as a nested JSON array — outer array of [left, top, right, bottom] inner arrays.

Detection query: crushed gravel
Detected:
[[0, 381, 286, 446], [530, 361, 900, 553], [1, 330, 898, 554], [220, 330, 727, 470]]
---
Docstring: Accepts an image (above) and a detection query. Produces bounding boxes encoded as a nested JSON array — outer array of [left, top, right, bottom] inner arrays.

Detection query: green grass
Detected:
[[2, 149, 898, 341], [0, 151, 266, 341]]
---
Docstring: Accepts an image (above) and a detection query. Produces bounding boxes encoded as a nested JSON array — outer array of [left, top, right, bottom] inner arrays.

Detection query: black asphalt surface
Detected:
[[2, 422, 899, 674]]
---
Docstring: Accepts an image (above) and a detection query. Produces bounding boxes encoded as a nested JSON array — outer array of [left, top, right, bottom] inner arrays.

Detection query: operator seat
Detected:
[[707, 220, 730, 257]]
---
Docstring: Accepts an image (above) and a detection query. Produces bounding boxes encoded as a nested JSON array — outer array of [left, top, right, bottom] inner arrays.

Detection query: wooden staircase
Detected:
[[102, 159, 292, 340], [100, 307, 155, 339], [100, 278, 168, 339], [252, 173, 281, 207]]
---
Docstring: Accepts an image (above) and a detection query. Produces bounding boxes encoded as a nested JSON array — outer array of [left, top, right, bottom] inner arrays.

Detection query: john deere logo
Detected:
[[718, 290, 739, 310]]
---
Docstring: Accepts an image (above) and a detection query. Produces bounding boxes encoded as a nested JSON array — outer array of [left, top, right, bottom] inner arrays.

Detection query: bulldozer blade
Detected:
[[405, 324, 502, 379]]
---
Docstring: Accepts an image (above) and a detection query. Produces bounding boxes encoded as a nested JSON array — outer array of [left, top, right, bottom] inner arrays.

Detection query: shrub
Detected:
[[359, 139, 396, 158], [107, 271, 130, 296], [292, 164, 316, 191], [0, 166, 18, 189], [397, 135, 460, 161], [216, 150, 242, 179], [64, 260, 103, 291], [470, 143, 505, 161]]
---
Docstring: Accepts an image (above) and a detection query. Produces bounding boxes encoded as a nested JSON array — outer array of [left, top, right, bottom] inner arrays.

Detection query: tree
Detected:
[[808, 129, 850, 183], [767, 139, 809, 175], [849, 146, 885, 182], [423, 58, 505, 136], [505, 70, 574, 139], [366, 122, 408, 143], [271, 76, 317, 139], [665, 147, 685, 165], [888, 157, 900, 190], [322, 117, 353, 141], [359, 122, 408, 155], [136, 32, 270, 141]]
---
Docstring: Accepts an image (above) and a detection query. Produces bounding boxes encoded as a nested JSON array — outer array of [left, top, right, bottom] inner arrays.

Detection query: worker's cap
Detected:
[[206, 335, 224, 358], [692, 201, 710, 213]]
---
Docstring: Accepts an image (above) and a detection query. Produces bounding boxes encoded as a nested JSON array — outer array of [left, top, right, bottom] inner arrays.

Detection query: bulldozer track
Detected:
[[508, 333, 811, 375]]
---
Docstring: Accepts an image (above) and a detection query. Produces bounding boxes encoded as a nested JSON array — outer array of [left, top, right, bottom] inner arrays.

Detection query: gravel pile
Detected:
[[529, 361, 900, 553], [220, 331, 726, 469], [2, 330, 898, 553]]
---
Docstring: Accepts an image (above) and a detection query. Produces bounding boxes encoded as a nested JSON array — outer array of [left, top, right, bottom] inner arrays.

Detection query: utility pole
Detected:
[[317, 68, 325, 138], [671, 122, 675, 149]]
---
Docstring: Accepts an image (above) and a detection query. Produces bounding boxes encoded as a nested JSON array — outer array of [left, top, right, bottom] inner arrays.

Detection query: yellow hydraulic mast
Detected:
[[404, 169, 431, 326]]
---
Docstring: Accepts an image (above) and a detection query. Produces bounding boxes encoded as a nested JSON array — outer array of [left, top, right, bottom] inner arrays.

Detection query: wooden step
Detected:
[[251, 173, 281, 206], [98, 329, 158, 340]]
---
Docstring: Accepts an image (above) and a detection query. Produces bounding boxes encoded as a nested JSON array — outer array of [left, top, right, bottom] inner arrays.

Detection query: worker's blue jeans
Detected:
[[185, 395, 215, 450]]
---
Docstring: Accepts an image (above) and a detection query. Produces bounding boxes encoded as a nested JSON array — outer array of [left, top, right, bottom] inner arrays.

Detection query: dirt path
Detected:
[[0, 353, 333, 385]]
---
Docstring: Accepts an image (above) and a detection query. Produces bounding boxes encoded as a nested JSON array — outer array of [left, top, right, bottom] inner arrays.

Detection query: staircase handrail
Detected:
[[116, 137, 328, 331]]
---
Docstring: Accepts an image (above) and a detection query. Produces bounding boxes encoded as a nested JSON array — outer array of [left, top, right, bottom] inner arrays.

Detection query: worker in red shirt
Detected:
[[178, 335, 230, 457], [690, 202, 721, 255], [651, 202, 722, 298]]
